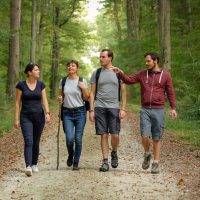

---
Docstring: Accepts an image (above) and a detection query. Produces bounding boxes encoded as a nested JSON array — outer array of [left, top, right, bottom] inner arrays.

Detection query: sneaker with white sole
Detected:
[[25, 166, 32, 177], [142, 152, 151, 170], [151, 162, 160, 174], [32, 165, 39, 172]]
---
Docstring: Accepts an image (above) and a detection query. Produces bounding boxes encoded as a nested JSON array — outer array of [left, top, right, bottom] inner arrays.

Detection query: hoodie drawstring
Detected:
[[146, 70, 163, 84]]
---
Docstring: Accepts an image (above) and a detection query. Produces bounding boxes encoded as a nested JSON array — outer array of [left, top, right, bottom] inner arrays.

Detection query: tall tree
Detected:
[[158, 0, 171, 70], [30, 0, 36, 63], [50, 6, 60, 98], [38, 1, 45, 79], [50, 0, 78, 98], [133, 0, 140, 41], [113, 0, 122, 40], [126, 0, 134, 58], [7, 0, 21, 98]]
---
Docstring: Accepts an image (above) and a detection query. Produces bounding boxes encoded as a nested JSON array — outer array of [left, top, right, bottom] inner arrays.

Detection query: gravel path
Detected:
[[0, 112, 199, 200]]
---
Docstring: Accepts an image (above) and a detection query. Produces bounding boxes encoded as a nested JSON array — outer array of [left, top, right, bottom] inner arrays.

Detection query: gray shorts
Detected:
[[140, 108, 164, 140], [94, 107, 120, 135]]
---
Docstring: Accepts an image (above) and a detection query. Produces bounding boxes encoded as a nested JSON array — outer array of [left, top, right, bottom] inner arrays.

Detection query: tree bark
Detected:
[[158, 0, 171, 70], [50, 6, 60, 98], [188, 0, 192, 30], [7, 0, 21, 98], [126, 0, 134, 57], [30, 0, 36, 63], [38, 3, 44, 80], [113, 0, 122, 40], [164, 0, 171, 70], [133, 0, 140, 41]]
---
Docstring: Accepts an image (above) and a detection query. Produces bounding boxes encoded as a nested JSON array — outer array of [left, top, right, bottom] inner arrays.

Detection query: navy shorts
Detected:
[[140, 108, 164, 140], [94, 107, 120, 135]]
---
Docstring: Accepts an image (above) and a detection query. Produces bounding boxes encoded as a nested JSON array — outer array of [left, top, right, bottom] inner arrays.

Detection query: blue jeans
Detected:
[[20, 112, 45, 167], [62, 106, 86, 163]]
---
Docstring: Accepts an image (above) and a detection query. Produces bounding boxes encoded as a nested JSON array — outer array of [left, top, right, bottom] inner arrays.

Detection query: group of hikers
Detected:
[[14, 49, 177, 177]]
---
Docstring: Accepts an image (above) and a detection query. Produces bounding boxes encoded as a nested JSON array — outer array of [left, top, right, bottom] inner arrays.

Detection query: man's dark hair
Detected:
[[66, 59, 79, 68], [101, 49, 114, 61], [24, 63, 40, 74], [144, 52, 159, 63]]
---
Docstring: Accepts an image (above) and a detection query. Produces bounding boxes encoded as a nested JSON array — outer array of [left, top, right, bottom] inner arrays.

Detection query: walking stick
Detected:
[[56, 104, 61, 170]]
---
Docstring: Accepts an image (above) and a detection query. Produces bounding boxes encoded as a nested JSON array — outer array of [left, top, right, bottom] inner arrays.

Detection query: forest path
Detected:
[[0, 111, 199, 200]]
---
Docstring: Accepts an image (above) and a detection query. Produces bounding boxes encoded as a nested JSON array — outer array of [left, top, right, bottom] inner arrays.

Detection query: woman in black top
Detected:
[[14, 63, 50, 177]]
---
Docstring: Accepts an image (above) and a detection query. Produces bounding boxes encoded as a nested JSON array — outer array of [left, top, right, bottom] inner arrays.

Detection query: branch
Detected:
[[59, 0, 77, 28]]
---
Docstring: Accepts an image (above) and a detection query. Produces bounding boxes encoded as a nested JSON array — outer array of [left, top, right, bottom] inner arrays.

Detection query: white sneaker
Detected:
[[25, 166, 32, 177], [32, 165, 39, 172]]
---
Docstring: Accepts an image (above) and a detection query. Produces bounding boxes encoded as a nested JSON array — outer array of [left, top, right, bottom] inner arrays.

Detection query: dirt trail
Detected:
[[0, 112, 199, 200]]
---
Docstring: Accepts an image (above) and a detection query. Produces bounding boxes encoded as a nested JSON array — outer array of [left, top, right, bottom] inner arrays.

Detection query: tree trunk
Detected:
[[158, 0, 171, 70], [50, 6, 60, 98], [30, 0, 36, 63], [164, 0, 171, 70], [133, 0, 140, 41], [38, 5, 44, 80], [188, 0, 192, 30], [126, 0, 134, 57], [113, 0, 122, 40], [50, 1, 78, 98], [7, 0, 21, 98]]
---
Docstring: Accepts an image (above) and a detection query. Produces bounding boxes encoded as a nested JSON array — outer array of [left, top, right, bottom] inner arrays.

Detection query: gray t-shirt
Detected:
[[90, 67, 120, 109], [59, 77, 88, 108]]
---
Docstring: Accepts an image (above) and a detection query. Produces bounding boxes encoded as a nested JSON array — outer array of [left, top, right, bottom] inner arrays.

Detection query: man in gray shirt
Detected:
[[89, 49, 127, 172]]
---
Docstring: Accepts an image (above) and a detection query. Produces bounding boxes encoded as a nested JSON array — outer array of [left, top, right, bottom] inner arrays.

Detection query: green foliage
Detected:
[[165, 114, 200, 149]]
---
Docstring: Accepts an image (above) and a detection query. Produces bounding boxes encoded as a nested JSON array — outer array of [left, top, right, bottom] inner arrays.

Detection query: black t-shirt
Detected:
[[16, 80, 45, 114]]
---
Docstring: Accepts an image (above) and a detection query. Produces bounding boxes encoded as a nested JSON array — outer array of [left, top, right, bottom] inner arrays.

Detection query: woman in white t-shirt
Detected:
[[58, 60, 89, 170]]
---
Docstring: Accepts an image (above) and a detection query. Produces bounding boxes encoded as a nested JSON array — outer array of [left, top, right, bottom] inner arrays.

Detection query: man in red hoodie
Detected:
[[112, 52, 177, 174]]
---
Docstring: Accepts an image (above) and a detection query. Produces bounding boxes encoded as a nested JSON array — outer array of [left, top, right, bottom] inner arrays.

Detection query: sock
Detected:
[[103, 158, 108, 163], [153, 160, 159, 163]]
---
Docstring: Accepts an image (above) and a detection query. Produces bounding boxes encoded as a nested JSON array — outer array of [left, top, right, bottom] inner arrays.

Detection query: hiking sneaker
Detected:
[[142, 152, 151, 170], [67, 155, 73, 167], [32, 165, 39, 172], [73, 162, 79, 171], [25, 166, 32, 177], [151, 162, 160, 174], [111, 151, 118, 168], [99, 162, 109, 172]]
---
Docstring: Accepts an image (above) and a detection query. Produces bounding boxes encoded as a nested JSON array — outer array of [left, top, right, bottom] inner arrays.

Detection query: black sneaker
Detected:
[[67, 155, 73, 167], [99, 162, 109, 172], [142, 152, 151, 170], [73, 162, 79, 171], [111, 151, 118, 168]]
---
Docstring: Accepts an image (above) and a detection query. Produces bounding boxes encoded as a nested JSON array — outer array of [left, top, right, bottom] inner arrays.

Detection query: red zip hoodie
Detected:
[[118, 69, 176, 109]]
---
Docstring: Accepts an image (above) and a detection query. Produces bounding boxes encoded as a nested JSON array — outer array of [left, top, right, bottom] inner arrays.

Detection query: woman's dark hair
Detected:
[[144, 52, 159, 63], [24, 63, 40, 74], [66, 60, 79, 68], [101, 49, 114, 61]]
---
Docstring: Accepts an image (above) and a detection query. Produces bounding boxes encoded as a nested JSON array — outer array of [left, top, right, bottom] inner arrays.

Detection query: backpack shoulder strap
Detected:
[[61, 76, 67, 97], [116, 74, 121, 102], [79, 77, 83, 82], [95, 67, 102, 100], [78, 76, 85, 102]]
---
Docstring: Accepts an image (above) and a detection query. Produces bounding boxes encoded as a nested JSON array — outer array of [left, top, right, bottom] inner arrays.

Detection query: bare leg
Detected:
[[111, 134, 119, 151], [153, 140, 161, 160], [142, 136, 151, 152], [101, 134, 109, 160]]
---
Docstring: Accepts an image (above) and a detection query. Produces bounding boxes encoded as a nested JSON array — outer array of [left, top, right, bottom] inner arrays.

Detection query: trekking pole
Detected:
[[56, 104, 61, 170]]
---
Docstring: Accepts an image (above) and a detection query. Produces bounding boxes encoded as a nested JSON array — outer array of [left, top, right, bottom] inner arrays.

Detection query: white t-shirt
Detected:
[[59, 77, 88, 108]]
